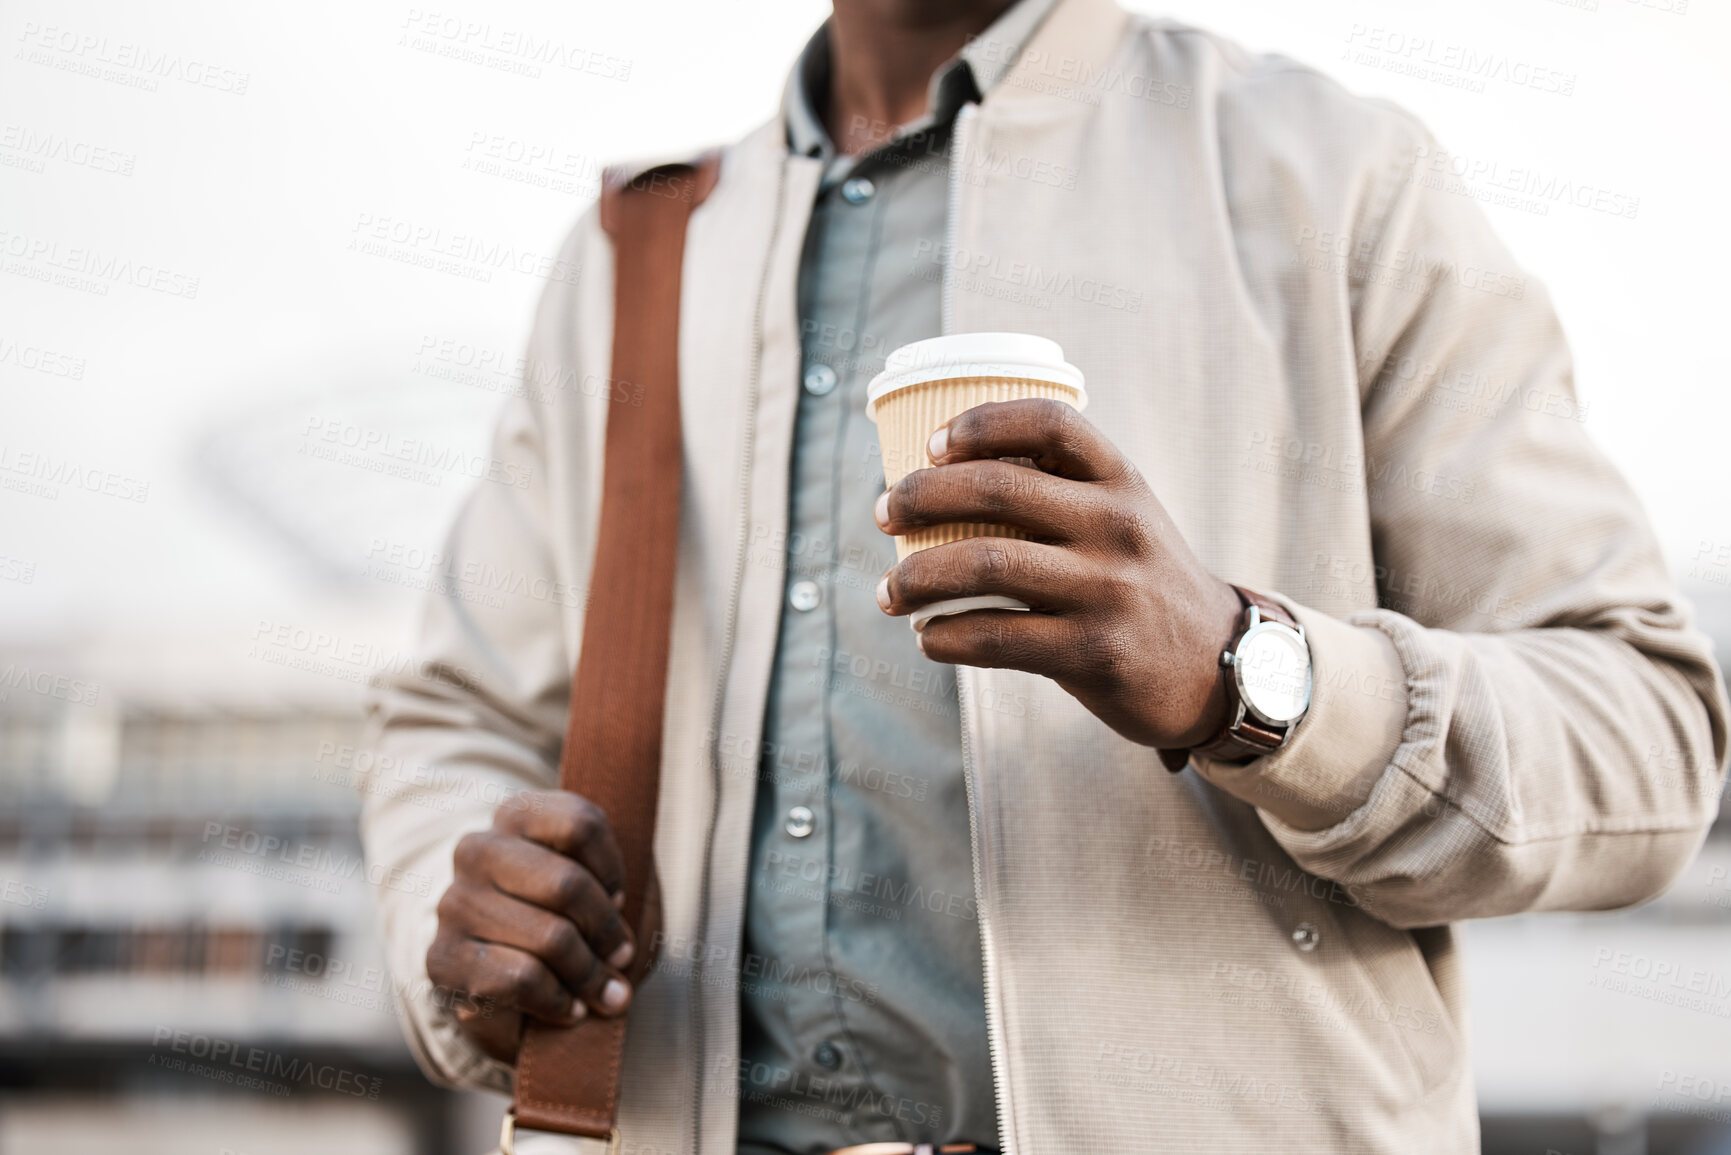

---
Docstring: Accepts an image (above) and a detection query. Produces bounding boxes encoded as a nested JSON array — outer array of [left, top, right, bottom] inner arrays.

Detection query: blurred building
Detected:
[[0, 696, 502, 1154]]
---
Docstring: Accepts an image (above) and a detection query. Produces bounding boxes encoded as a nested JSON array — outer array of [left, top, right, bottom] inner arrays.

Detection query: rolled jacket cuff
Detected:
[[1194, 597, 1408, 831], [396, 900, 517, 1096]]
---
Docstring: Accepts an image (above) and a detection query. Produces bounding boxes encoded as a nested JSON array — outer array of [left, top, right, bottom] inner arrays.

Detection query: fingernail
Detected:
[[565, 1002, 588, 1024], [608, 940, 634, 968], [875, 576, 892, 613], [601, 979, 631, 1013], [927, 427, 949, 462], [873, 490, 890, 528], [914, 628, 927, 654], [612, 891, 626, 909]]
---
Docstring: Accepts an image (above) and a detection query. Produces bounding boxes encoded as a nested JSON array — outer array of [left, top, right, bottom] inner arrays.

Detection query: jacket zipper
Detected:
[[693, 153, 791, 1155], [945, 100, 1018, 1155], [941, 103, 975, 335]]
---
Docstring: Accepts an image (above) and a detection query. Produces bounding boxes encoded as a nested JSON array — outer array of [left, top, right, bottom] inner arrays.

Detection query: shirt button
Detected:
[[785, 806, 815, 838], [812, 1041, 842, 1069], [788, 580, 821, 612], [840, 177, 875, 205], [1291, 922, 1321, 952], [803, 363, 838, 396]]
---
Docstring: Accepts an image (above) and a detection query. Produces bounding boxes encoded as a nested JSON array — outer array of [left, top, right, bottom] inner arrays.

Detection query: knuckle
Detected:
[[1099, 503, 1153, 552], [467, 957, 505, 997], [1049, 403, 1101, 464], [971, 542, 1014, 586], [502, 954, 543, 999], [1047, 397, 1084, 439], [571, 797, 607, 842], [976, 464, 1029, 512], [949, 405, 984, 443], [425, 933, 460, 985], [1080, 626, 1133, 686], [889, 556, 929, 603], [435, 884, 466, 927], [1100, 567, 1143, 609], [548, 794, 599, 847], [982, 616, 1020, 663], [893, 470, 928, 521], [547, 862, 590, 911], [452, 831, 491, 875], [538, 917, 579, 962], [506, 791, 550, 823]]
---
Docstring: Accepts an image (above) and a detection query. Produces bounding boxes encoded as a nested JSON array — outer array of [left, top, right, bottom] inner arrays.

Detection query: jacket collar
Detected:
[[987, 0, 1133, 114]]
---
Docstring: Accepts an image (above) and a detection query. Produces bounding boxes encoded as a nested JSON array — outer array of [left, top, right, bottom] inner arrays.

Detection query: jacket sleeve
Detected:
[[358, 214, 605, 1092], [1201, 118, 1730, 929]]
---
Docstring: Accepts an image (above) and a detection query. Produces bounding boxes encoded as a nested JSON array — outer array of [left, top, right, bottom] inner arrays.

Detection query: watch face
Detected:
[[1236, 626, 1312, 724]]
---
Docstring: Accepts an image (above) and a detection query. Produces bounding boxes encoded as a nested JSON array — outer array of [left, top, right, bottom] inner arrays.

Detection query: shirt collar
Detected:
[[782, 0, 1060, 163]]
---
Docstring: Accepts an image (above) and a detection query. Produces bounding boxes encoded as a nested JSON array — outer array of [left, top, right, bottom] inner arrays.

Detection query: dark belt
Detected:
[[823, 1145, 988, 1155]]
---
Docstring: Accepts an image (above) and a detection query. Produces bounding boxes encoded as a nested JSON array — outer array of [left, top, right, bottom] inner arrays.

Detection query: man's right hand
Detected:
[[427, 790, 643, 1064]]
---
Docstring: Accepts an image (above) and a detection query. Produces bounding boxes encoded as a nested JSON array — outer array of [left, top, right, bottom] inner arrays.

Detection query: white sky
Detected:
[[1, 0, 1727, 701]]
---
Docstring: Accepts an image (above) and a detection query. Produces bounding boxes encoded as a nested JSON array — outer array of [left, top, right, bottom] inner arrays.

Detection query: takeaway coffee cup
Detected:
[[866, 332, 1088, 632]]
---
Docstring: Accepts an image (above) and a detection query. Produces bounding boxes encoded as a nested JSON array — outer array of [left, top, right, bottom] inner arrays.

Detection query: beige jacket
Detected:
[[361, 0, 1730, 1150]]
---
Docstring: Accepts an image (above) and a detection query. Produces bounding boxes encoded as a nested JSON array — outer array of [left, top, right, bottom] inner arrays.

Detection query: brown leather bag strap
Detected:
[[509, 152, 721, 1145]]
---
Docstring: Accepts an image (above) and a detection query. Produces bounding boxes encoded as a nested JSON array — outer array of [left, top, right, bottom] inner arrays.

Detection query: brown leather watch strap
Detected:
[[1160, 585, 1299, 773], [1236, 586, 1297, 630], [509, 153, 721, 1141]]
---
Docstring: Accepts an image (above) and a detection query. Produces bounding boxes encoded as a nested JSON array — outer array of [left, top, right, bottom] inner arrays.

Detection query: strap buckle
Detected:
[[499, 1111, 621, 1155]]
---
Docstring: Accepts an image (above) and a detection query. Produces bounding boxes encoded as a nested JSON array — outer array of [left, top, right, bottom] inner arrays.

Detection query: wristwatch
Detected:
[[1160, 586, 1312, 772]]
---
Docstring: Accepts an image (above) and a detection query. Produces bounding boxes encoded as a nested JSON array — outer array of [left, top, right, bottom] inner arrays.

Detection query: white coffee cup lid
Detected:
[[865, 333, 1087, 419]]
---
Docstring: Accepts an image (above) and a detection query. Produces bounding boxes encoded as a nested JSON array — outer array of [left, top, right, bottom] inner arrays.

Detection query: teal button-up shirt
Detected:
[[736, 3, 1057, 1152]]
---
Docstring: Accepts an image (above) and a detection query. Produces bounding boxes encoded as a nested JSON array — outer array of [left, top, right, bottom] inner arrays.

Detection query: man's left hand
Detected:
[[874, 398, 1243, 750]]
